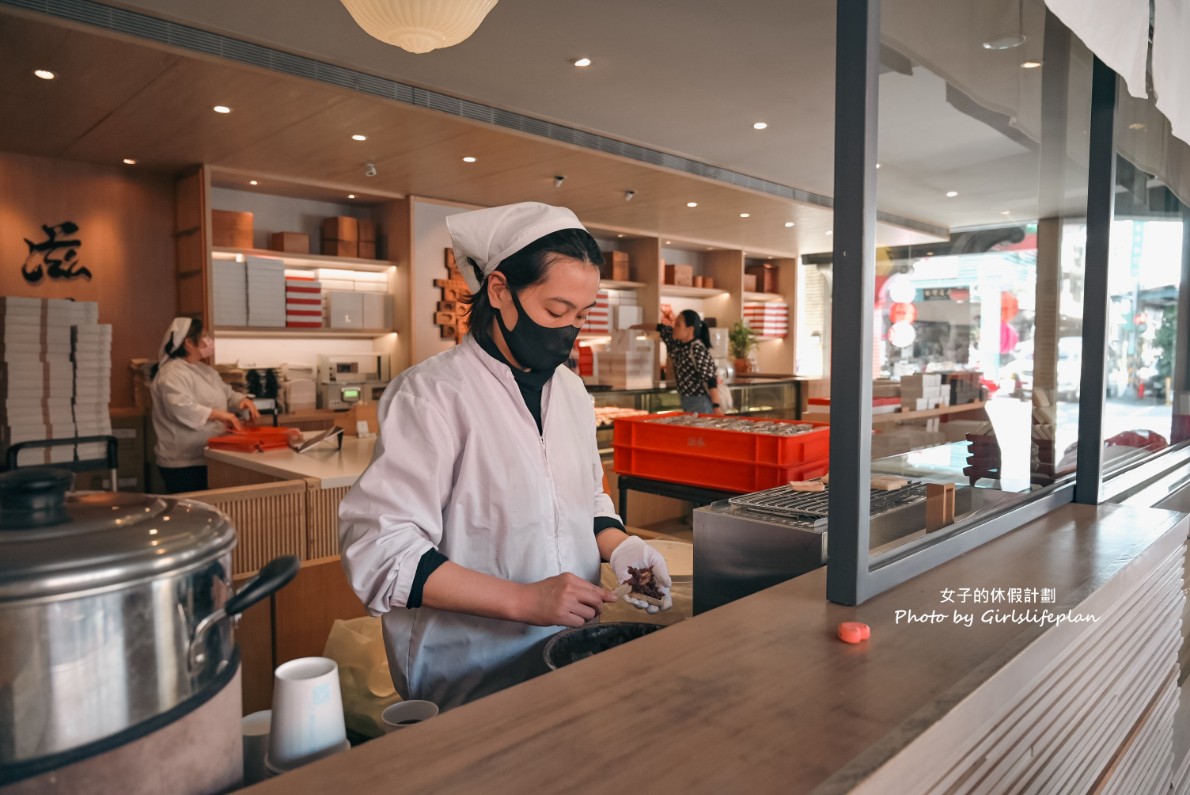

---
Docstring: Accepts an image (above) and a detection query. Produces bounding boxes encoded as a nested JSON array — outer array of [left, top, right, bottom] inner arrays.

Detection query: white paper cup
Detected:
[[380, 700, 438, 732], [268, 657, 347, 769], [242, 710, 272, 785]]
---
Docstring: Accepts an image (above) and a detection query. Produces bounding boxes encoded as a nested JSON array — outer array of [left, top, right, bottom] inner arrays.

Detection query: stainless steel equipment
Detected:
[[694, 482, 1012, 613], [318, 380, 387, 410], [0, 467, 298, 787], [317, 353, 389, 385]]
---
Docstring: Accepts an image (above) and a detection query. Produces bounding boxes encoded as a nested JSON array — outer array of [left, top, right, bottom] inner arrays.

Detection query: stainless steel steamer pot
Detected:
[[0, 468, 298, 780]]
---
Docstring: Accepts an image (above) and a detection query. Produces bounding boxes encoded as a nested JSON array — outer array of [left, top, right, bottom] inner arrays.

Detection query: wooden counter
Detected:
[[206, 436, 375, 489], [244, 501, 1187, 793]]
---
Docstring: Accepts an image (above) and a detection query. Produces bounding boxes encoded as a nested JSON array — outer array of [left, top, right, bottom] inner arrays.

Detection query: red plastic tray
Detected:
[[612, 414, 830, 492], [614, 447, 828, 493], [207, 426, 299, 453]]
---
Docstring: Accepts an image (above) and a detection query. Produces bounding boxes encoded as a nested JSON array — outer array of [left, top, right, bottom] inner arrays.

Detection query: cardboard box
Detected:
[[664, 263, 694, 287], [358, 218, 376, 242], [744, 274, 758, 292], [322, 239, 359, 258], [746, 263, 777, 294], [358, 241, 377, 259], [322, 216, 359, 241], [600, 251, 630, 281], [269, 232, 310, 254], [212, 210, 253, 249]]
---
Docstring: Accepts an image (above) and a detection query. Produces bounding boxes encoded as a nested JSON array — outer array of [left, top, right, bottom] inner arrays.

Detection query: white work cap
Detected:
[[158, 317, 192, 369], [446, 202, 587, 294]]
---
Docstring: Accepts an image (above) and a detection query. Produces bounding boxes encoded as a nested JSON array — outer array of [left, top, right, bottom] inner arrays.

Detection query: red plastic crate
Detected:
[[612, 413, 830, 492]]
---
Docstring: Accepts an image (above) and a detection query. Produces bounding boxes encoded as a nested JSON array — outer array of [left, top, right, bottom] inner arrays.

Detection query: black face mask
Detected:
[[497, 286, 581, 372]]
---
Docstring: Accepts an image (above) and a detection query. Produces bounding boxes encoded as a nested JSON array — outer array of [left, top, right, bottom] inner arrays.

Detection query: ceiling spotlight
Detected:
[[740, 213, 750, 218], [213, 105, 231, 114], [364, 162, 378, 178], [462, 156, 477, 163], [617, 234, 624, 238], [926, 251, 935, 256], [122, 158, 137, 165], [249, 180, 259, 186], [554, 175, 566, 188], [665, 241, 672, 245], [1001, 210, 1012, 215], [352, 134, 367, 141], [875, 162, 882, 169], [572, 57, 592, 68], [624, 190, 635, 202], [946, 191, 958, 198], [982, 34, 1025, 50], [1129, 122, 1147, 131], [686, 202, 698, 208], [33, 69, 56, 80], [752, 122, 768, 130], [1021, 60, 1042, 69], [784, 222, 795, 228], [348, 194, 356, 199]]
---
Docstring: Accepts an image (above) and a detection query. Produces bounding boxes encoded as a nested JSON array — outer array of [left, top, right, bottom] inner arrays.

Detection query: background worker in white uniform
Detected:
[[150, 317, 258, 493], [339, 203, 672, 711]]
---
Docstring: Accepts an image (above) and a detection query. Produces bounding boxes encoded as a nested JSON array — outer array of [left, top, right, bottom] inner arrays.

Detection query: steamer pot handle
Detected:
[[189, 556, 301, 670]]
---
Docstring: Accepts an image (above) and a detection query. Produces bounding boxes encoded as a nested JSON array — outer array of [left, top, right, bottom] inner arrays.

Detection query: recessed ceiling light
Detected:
[[462, 156, 477, 163], [1001, 210, 1012, 215], [926, 250, 935, 256], [946, 191, 958, 198], [213, 105, 231, 114], [347, 194, 356, 199], [706, 246, 713, 250], [752, 122, 768, 130], [617, 234, 624, 238], [1021, 61, 1042, 69], [573, 57, 592, 68], [122, 158, 136, 165], [784, 222, 795, 228], [825, 230, 833, 236], [248, 179, 258, 186], [686, 202, 698, 208], [740, 213, 750, 218], [875, 162, 882, 169], [982, 34, 1025, 50], [1129, 122, 1146, 131], [351, 134, 367, 141], [33, 69, 56, 80]]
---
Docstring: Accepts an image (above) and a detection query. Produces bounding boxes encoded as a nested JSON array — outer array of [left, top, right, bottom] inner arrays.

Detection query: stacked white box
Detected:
[[742, 301, 789, 338], [212, 258, 248, 327], [596, 330, 654, 388], [246, 256, 286, 327], [0, 297, 77, 465], [285, 274, 323, 328], [360, 292, 390, 329], [586, 289, 638, 334], [72, 323, 113, 462]]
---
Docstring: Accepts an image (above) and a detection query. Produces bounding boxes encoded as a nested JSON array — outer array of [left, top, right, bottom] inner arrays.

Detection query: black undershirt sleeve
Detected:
[[595, 515, 625, 536], [406, 548, 450, 609]]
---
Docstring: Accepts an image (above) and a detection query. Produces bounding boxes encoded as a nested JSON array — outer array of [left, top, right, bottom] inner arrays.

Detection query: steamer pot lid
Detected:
[[0, 468, 236, 602]]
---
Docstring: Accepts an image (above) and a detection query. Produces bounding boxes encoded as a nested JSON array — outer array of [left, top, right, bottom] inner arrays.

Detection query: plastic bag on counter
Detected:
[[322, 616, 401, 738]]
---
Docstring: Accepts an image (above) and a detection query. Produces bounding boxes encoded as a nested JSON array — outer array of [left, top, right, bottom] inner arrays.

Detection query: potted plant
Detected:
[[728, 320, 759, 374]]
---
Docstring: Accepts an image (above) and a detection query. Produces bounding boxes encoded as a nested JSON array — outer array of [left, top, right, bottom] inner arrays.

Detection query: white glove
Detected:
[[609, 536, 673, 614]]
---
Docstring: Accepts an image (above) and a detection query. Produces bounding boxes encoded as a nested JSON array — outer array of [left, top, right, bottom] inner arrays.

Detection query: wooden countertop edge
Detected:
[[243, 502, 1188, 794]]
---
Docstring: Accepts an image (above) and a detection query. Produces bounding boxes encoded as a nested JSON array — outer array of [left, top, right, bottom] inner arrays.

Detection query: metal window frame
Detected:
[[826, 0, 1119, 604]]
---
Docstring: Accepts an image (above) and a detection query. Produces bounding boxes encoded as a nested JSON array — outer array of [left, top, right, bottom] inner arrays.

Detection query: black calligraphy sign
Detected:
[[21, 222, 92, 284]]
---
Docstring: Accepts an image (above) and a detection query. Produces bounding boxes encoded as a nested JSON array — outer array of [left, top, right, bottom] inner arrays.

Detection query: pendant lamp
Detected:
[[341, 0, 498, 54]]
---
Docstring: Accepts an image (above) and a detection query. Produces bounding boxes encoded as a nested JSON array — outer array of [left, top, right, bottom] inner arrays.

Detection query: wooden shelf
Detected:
[[600, 279, 647, 290], [660, 285, 729, 298], [743, 291, 787, 303], [214, 326, 396, 339], [802, 400, 987, 425], [212, 247, 395, 273]]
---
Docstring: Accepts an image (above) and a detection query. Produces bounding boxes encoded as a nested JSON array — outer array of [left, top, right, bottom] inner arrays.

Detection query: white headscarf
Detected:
[[445, 202, 587, 294], [158, 317, 193, 369]]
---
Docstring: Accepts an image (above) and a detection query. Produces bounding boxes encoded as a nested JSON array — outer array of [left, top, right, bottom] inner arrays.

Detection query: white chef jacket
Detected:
[[151, 358, 246, 468], [338, 334, 619, 710]]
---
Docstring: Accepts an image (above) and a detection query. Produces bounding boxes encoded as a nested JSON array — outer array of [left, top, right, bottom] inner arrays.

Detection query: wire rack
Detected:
[[728, 482, 927, 527]]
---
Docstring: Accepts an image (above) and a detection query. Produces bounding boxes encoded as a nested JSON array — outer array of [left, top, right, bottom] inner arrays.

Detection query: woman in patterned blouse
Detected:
[[656, 309, 725, 415]]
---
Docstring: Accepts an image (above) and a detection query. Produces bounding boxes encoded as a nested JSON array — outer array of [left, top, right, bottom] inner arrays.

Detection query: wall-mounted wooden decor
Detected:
[[435, 249, 471, 342], [21, 221, 92, 284]]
